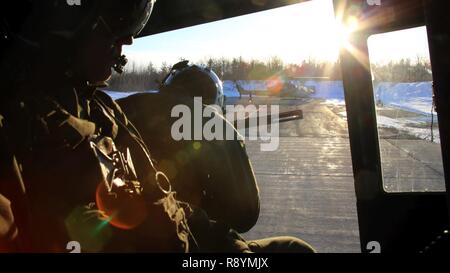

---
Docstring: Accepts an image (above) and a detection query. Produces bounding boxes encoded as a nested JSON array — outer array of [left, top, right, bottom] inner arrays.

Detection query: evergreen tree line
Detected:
[[371, 57, 432, 83], [107, 56, 432, 91]]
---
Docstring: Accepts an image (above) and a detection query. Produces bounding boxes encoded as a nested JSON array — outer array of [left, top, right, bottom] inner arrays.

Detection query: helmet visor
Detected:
[[98, 0, 155, 39], [163, 65, 223, 105]]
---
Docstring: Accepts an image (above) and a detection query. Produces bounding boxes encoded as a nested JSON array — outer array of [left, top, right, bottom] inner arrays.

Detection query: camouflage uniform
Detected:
[[0, 79, 193, 252], [118, 90, 315, 253]]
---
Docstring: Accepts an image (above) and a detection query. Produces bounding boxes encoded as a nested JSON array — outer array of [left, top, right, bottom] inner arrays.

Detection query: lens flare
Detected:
[[95, 182, 148, 230], [267, 75, 284, 95], [335, 16, 359, 49]]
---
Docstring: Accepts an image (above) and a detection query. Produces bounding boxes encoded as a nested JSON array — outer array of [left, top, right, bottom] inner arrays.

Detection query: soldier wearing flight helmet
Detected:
[[0, 0, 196, 252], [118, 61, 315, 253]]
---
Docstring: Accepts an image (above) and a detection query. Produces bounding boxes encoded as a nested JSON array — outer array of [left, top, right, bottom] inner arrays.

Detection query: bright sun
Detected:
[[127, 0, 364, 67], [334, 16, 359, 49]]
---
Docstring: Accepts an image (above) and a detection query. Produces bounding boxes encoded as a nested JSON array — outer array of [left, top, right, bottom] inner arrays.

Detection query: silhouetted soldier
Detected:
[[118, 61, 315, 252], [0, 0, 193, 252]]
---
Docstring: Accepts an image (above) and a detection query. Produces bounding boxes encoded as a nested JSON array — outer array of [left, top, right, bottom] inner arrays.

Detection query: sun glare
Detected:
[[334, 16, 359, 49], [127, 0, 367, 67]]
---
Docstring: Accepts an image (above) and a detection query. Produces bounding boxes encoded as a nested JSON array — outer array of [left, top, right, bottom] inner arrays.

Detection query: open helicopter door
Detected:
[[334, 0, 449, 253]]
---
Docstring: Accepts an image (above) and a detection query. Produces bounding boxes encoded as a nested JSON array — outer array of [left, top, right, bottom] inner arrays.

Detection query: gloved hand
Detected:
[[187, 206, 253, 253]]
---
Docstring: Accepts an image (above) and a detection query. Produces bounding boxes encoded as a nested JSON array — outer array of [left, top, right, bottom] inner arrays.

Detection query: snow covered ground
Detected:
[[223, 80, 433, 112], [104, 80, 439, 142], [374, 82, 435, 116], [222, 79, 439, 142], [103, 90, 158, 100], [222, 80, 342, 99], [374, 81, 438, 142]]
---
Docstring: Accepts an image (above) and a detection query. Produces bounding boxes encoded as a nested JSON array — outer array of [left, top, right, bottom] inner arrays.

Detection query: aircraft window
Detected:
[[368, 27, 445, 193], [107, 0, 360, 252]]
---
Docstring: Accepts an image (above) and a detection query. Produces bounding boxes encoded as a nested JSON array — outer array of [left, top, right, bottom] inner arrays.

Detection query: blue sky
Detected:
[[124, 0, 430, 69]]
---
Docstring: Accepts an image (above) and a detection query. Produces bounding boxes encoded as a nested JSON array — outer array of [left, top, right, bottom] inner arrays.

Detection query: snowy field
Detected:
[[104, 80, 439, 142], [221, 80, 439, 143], [105, 90, 158, 100]]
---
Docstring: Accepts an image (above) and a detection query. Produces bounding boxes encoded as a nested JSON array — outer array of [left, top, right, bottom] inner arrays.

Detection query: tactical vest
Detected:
[[0, 85, 193, 252]]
